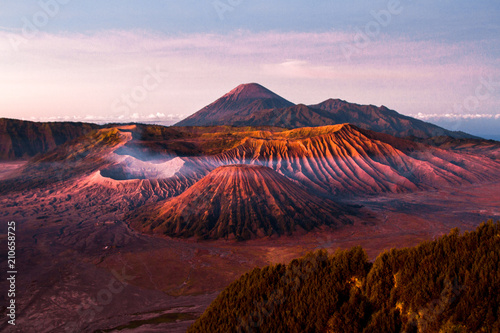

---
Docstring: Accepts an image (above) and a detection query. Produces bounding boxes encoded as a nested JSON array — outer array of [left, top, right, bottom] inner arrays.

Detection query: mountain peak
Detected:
[[312, 98, 351, 110], [221, 83, 278, 100], [175, 83, 294, 127]]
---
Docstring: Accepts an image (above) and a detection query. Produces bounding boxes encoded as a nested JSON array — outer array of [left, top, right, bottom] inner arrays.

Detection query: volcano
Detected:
[[128, 164, 354, 240], [175, 84, 475, 139], [4, 122, 499, 200], [175, 83, 295, 127]]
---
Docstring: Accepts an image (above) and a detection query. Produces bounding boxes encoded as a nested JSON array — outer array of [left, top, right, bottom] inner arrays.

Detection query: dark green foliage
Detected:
[[189, 221, 500, 332]]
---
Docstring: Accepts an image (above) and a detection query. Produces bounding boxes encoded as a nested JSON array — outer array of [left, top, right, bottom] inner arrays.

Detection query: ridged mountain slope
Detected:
[[191, 124, 499, 195], [128, 165, 354, 240]]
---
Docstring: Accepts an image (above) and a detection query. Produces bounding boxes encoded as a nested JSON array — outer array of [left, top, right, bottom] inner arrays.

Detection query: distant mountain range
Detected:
[[175, 83, 476, 139]]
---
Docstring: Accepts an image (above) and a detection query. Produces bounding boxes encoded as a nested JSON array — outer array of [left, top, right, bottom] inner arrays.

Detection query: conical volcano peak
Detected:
[[221, 83, 284, 101], [175, 83, 294, 127]]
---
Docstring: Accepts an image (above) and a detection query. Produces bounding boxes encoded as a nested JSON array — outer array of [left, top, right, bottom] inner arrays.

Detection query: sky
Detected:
[[1, 0, 499, 136]]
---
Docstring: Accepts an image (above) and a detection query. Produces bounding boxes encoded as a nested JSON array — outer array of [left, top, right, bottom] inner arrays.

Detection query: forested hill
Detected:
[[189, 221, 500, 333]]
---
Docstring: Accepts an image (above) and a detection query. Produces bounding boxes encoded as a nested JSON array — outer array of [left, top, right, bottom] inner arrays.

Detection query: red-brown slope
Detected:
[[128, 165, 354, 240], [193, 125, 500, 195], [0, 127, 130, 193], [415, 136, 500, 160], [0, 125, 200, 207], [5, 123, 499, 207], [0, 118, 100, 160]]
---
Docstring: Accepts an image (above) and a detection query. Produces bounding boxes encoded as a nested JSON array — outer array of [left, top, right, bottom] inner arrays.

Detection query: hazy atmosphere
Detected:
[[1, 1, 500, 137]]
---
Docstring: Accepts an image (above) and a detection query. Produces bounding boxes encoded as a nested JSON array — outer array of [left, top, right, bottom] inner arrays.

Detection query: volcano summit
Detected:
[[176, 83, 294, 127]]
